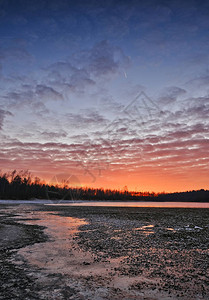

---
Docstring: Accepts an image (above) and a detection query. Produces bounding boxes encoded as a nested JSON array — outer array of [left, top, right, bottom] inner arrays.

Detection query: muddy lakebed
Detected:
[[0, 204, 208, 300]]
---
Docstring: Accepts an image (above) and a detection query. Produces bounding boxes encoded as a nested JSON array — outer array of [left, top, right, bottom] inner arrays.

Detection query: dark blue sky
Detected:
[[0, 0, 209, 191]]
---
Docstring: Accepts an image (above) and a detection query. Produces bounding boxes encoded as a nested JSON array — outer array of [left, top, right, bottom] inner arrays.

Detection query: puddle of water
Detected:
[[14, 210, 90, 274], [111, 236, 121, 240], [135, 224, 154, 230], [11, 208, 127, 279], [166, 228, 176, 232], [175, 225, 204, 232], [194, 226, 203, 230], [134, 224, 154, 235]]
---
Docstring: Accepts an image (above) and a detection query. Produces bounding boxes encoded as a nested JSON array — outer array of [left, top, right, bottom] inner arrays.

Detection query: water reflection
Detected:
[[134, 224, 154, 235], [13, 208, 127, 279], [13, 209, 89, 274], [166, 227, 176, 232]]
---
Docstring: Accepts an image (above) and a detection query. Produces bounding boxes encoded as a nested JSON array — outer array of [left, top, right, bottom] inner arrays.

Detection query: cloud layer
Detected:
[[0, 0, 209, 191]]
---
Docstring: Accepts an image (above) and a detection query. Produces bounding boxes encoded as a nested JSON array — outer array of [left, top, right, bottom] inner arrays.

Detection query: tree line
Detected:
[[0, 170, 208, 202]]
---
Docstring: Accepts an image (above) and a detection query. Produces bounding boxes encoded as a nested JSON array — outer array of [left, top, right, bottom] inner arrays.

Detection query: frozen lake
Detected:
[[0, 199, 209, 208]]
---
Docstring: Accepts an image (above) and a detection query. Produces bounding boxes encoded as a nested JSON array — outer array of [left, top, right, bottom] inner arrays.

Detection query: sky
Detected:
[[0, 0, 209, 192]]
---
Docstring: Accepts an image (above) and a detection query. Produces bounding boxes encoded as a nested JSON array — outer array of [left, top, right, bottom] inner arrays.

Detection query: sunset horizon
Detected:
[[1, 0, 209, 195], [1, 167, 209, 194]]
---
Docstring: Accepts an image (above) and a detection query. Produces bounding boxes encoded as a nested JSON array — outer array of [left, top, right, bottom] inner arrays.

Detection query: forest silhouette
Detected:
[[0, 170, 208, 202]]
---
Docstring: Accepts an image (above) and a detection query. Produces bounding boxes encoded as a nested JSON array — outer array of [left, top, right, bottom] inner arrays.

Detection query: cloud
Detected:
[[3, 82, 63, 114], [159, 86, 187, 104], [85, 40, 130, 77], [98, 96, 124, 113], [4, 89, 49, 117], [46, 61, 95, 94], [65, 110, 108, 129], [1, 94, 209, 183], [0, 109, 12, 130], [41, 130, 67, 140], [186, 74, 209, 90], [45, 40, 130, 95], [186, 97, 209, 120], [35, 85, 63, 101]]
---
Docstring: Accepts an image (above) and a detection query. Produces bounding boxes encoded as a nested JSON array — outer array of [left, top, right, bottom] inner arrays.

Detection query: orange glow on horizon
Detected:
[[34, 166, 209, 193]]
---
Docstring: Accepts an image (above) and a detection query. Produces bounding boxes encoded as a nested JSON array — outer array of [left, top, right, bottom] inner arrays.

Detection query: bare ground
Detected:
[[0, 204, 209, 300]]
